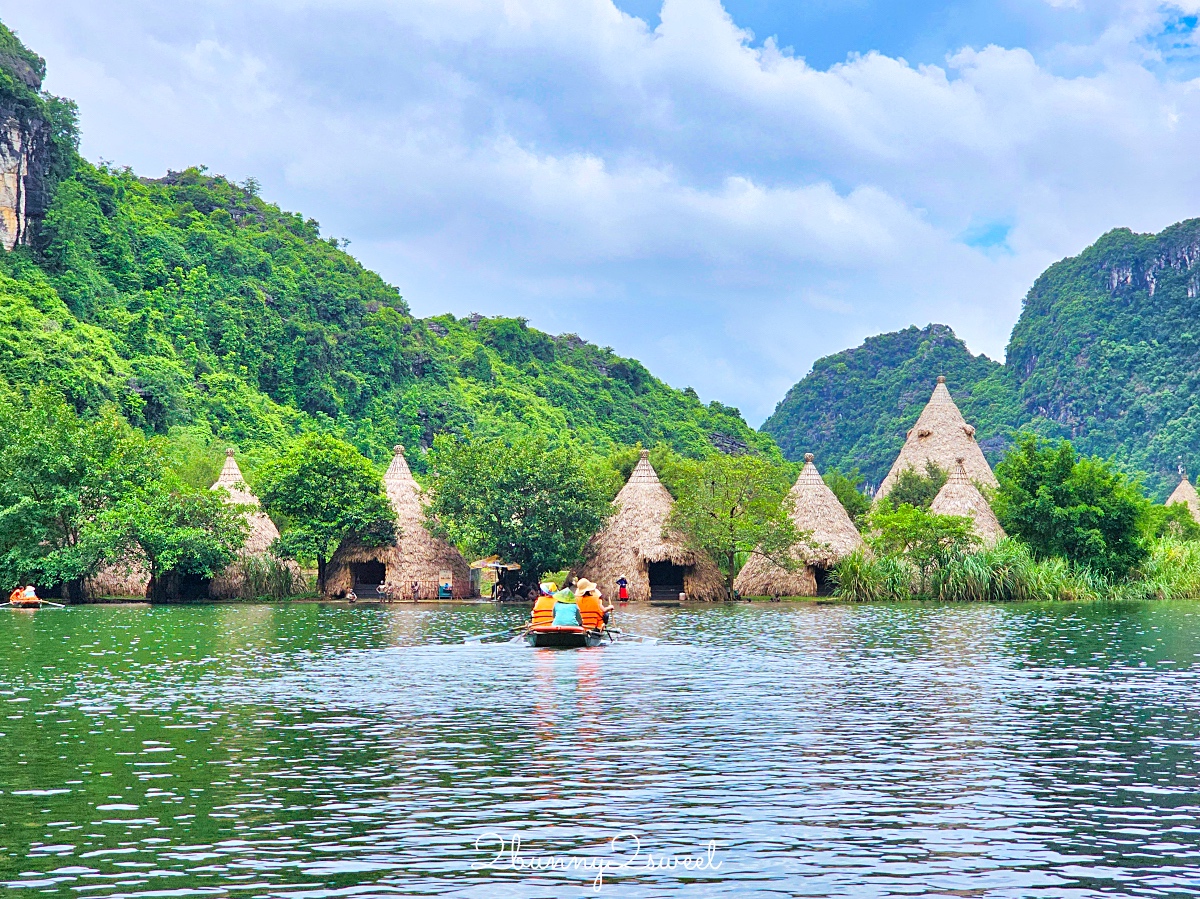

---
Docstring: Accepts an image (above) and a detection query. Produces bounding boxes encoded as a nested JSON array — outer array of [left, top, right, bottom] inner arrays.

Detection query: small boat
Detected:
[[3, 598, 64, 610], [525, 625, 608, 648]]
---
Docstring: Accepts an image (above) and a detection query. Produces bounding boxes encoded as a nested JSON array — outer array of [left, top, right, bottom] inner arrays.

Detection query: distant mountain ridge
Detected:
[[764, 221, 1200, 499]]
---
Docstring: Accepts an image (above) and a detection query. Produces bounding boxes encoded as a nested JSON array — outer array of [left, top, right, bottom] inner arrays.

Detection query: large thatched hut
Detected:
[[930, 458, 1006, 547], [576, 450, 725, 602], [209, 449, 301, 599], [325, 446, 473, 599], [734, 453, 865, 597], [877, 376, 998, 499], [1167, 475, 1200, 523]]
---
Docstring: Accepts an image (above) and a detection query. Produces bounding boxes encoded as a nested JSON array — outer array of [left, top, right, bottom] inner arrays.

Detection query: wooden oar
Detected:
[[463, 626, 527, 644]]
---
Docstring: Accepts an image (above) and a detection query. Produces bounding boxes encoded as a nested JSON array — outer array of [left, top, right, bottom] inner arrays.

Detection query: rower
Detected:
[[574, 579, 607, 631]]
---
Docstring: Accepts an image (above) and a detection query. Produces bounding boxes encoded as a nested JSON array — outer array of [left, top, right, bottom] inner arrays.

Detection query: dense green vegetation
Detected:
[[425, 433, 609, 582]]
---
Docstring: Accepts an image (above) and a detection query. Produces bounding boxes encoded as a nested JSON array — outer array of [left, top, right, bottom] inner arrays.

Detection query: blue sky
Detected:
[[7, 0, 1200, 425]]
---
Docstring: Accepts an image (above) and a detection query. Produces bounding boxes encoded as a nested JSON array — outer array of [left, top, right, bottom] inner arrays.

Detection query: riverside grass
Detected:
[[828, 537, 1190, 602]]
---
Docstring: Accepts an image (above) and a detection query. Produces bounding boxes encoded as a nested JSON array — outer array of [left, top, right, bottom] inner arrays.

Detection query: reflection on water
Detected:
[[2, 601, 1200, 897]]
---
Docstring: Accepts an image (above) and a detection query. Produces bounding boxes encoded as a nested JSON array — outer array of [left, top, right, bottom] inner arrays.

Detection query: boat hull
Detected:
[[526, 626, 606, 648]]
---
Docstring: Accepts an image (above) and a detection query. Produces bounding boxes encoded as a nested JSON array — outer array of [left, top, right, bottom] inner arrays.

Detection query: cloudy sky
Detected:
[[7, 1, 1200, 424]]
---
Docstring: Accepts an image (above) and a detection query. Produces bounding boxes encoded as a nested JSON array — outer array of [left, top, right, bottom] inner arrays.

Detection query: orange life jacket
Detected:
[[577, 593, 605, 631], [531, 594, 556, 627], [8, 588, 21, 604]]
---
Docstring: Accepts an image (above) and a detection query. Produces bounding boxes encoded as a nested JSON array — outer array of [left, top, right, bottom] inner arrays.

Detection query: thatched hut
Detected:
[[734, 453, 865, 597], [576, 450, 725, 602], [877, 376, 998, 499], [85, 560, 149, 599], [1167, 475, 1200, 522], [209, 449, 301, 599], [325, 446, 473, 599], [930, 458, 1006, 547]]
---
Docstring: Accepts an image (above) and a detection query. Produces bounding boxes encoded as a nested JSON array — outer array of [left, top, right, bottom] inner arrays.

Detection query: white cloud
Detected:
[[6, 0, 1200, 424]]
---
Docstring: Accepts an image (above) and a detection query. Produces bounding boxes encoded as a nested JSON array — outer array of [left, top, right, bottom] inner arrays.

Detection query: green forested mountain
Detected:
[[764, 223, 1200, 498], [0, 24, 773, 479]]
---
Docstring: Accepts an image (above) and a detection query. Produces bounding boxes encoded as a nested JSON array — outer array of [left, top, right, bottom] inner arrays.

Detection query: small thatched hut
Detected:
[[930, 458, 1006, 547], [1167, 475, 1200, 522], [209, 449, 301, 599], [734, 453, 865, 597], [85, 560, 149, 599], [576, 450, 725, 602], [877, 376, 998, 499], [325, 446, 473, 599]]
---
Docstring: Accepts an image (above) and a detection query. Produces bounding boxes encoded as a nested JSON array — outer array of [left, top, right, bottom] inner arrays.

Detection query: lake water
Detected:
[[2, 601, 1200, 898]]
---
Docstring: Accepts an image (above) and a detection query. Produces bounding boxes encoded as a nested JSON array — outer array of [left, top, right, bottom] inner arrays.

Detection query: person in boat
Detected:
[[574, 579, 609, 631], [552, 586, 583, 627], [7, 586, 21, 605], [531, 582, 557, 627], [17, 585, 37, 606]]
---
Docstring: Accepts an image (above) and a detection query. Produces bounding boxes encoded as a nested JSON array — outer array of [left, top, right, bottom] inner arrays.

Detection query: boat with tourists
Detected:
[[3, 586, 64, 610], [525, 579, 612, 647]]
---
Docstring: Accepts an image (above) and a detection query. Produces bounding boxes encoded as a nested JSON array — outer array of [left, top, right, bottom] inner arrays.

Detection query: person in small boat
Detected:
[[8, 586, 21, 604], [551, 587, 583, 627], [18, 585, 37, 605], [574, 579, 610, 631], [531, 582, 557, 627]]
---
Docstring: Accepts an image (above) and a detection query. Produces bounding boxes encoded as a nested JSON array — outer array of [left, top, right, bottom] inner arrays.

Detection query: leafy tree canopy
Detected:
[[668, 453, 800, 595], [256, 434, 396, 591], [822, 466, 871, 523], [993, 435, 1149, 578], [881, 461, 948, 512], [424, 433, 609, 581], [98, 479, 249, 602], [0, 391, 160, 599]]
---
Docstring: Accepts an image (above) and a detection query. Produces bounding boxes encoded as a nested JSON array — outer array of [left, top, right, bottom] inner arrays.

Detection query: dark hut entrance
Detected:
[[648, 561, 685, 602], [813, 566, 834, 597], [352, 561, 386, 596]]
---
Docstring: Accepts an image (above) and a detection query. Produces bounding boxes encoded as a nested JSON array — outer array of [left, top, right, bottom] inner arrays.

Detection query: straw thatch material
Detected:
[[209, 449, 302, 599], [1167, 476, 1200, 522], [734, 453, 865, 597], [325, 446, 473, 599], [930, 458, 1006, 547], [85, 559, 149, 598], [576, 450, 726, 601], [877, 376, 998, 499]]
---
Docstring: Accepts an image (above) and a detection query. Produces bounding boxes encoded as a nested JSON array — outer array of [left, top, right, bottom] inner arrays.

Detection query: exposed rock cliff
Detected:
[[0, 25, 58, 249]]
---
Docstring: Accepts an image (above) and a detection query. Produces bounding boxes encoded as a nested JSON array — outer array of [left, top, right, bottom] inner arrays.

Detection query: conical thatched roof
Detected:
[[930, 458, 1006, 547], [576, 451, 725, 601], [211, 449, 280, 554], [1167, 476, 1200, 522], [877, 376, 998, 499], [325, 446, 472, 599], [735, 453, 864, 597]]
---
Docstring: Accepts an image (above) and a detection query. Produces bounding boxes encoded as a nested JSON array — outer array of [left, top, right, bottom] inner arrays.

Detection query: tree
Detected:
[[881, 461, 947, 511], [1145, 502, 1200, 542], [98, 480, 248, 603], [866, 503, 978, 593], [822, 466, 872, 522], [425, 433, 608, 582], [0, 392, 161, 600], [993, 435, 1149, 578], [256, 435, 396, 592], [669, 454, 800, 597]]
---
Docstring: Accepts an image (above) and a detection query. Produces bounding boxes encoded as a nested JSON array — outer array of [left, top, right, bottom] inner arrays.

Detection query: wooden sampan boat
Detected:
[[526, 625, 607, 648]]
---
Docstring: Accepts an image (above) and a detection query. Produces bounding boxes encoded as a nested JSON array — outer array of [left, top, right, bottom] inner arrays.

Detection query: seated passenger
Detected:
[[574, 578, 605, 631], [531, 582, 557, 626], [552, 598, 583, 627]]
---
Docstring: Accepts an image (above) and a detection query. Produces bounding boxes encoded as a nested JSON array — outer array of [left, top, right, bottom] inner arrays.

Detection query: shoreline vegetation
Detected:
[[2, 22, 1200, 606]]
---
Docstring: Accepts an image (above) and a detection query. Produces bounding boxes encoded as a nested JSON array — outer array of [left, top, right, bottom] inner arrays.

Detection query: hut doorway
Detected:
[[813, 566, 834, 597], [352, 560, 386, 595], [648, 561, 686, 601]]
